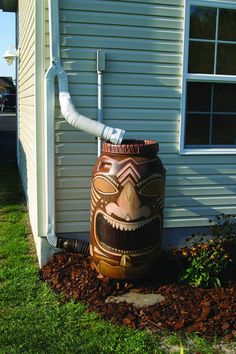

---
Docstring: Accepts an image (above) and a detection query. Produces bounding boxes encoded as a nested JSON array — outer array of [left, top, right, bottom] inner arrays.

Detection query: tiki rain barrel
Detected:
[[90, 139, 166, 280]]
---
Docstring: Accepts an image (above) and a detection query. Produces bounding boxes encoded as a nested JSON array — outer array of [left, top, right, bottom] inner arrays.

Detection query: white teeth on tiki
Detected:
[[100, 212, 158, 232]]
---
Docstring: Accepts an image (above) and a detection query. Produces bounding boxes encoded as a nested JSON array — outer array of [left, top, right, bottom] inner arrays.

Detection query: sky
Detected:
[[0, 10, 16, 80]]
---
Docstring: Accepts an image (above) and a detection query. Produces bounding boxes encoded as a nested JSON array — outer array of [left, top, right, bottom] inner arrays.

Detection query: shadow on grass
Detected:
[[0, 162, 24, 205]]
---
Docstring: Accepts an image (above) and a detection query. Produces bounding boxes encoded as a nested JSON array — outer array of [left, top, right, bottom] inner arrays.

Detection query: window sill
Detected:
[[179, 148, 236, 155]]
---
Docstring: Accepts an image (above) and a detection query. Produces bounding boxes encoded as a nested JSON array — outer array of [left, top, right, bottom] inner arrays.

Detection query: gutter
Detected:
[[45, 0, 125, 252]]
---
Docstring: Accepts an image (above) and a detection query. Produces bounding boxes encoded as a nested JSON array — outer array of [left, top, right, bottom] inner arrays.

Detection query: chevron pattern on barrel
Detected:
[[117, 162, 141, 187]]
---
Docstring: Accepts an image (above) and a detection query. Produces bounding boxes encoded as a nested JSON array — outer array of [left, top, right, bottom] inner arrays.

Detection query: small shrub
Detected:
[[179, 239, 231, 288], [178, 214, 235, 288]]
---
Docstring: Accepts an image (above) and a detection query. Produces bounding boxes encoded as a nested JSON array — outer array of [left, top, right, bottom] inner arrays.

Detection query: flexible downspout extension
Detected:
[[57, 66, 125, 144], [45, 0, 125, 254]]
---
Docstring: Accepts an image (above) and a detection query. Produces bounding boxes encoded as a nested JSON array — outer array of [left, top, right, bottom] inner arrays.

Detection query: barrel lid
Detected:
[[102, 139, 159, 155]]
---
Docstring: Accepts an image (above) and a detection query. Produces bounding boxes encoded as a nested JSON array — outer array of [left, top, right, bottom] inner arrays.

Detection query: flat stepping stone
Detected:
[[105, 291, 165, 308]]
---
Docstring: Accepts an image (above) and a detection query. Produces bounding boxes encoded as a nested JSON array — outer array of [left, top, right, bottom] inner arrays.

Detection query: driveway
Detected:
[[0, 112, 16, 161]]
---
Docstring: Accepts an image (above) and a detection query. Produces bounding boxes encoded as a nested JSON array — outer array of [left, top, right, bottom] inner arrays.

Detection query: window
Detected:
[[181, 1, 236, 153]]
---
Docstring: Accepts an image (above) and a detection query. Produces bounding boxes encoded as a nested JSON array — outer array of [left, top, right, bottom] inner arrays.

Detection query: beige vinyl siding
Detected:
[[55, 0, 236, 233], [18, 0, 38, 235]]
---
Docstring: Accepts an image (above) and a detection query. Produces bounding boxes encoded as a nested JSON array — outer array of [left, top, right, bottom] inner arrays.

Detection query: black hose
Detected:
[[57, 238, 90, 255]]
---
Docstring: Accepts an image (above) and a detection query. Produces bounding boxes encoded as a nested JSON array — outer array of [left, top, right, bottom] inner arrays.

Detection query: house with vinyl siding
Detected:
[[1, 0, 235, 266]]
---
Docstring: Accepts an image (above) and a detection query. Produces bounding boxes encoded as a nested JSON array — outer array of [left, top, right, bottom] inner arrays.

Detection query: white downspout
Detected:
[[97, 49, 105, 156], [44, 65, 57, 247], [45, 0, 125, 248]]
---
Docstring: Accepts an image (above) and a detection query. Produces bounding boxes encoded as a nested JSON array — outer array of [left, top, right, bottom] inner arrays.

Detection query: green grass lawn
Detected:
[[0, 162, 235, 354]]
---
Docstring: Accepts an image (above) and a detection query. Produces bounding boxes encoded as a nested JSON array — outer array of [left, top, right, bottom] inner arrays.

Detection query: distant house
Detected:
[[1, 0, 235, 266]]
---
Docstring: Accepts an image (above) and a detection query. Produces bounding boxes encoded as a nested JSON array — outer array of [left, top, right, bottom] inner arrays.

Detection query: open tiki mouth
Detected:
[[95, 212, 160, 254]]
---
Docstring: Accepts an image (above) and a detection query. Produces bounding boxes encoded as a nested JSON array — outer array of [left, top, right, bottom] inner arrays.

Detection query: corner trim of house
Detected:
[[35, 0, 46, 238]]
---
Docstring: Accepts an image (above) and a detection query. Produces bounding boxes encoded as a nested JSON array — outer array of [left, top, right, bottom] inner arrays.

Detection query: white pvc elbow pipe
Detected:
[[57, 67, 124, 144]]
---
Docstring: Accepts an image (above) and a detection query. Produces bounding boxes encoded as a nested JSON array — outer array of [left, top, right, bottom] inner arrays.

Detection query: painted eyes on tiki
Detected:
[[93, 174, 165, 198]]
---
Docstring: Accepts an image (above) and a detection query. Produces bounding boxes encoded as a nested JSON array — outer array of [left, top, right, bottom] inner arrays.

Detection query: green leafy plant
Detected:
[[179, 239, 231, 288], [178, 214, 235, 288]]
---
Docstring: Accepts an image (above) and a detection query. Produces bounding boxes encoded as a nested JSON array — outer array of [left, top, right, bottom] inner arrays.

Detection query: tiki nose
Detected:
[[116, 182, 141, 217], [105, 181, 151, 221]]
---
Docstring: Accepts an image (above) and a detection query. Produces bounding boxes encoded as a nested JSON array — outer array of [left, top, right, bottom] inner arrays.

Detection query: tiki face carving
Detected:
[[90, 156, 165, 259]]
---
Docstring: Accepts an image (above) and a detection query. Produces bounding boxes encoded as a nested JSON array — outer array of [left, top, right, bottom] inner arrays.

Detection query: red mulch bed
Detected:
[[40, 252, 236, 340]]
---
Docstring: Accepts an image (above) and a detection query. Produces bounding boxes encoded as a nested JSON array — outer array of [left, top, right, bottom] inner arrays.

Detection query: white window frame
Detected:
[[180, 0, 236, 155]]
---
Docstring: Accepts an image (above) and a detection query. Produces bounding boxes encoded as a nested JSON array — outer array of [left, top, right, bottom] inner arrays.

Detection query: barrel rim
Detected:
[[102, 139, 159, 155]]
